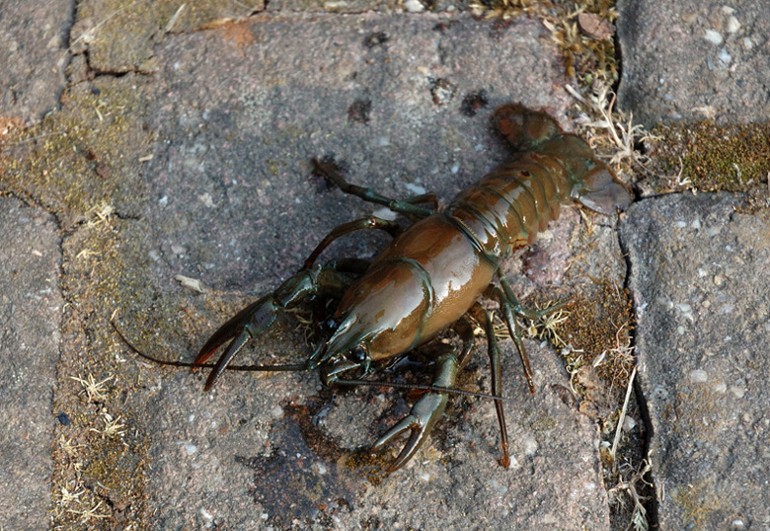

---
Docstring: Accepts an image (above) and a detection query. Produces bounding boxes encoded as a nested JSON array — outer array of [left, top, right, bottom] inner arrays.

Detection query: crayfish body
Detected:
[[193, 104, 631, 472]]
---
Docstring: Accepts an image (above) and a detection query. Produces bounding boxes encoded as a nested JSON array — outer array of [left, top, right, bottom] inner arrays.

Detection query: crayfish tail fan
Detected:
[[571, 165, 633, 215], [492, 103, 562, 150]]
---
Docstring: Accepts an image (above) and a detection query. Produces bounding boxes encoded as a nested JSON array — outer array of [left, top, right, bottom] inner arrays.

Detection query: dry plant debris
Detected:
[[471, 0, 619, 84]]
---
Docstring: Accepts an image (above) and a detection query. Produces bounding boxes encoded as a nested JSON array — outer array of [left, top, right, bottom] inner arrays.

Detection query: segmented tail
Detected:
[[493, 103, 632, 215]]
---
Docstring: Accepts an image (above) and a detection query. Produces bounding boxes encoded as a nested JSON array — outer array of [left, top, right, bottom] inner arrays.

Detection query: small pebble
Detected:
[[675, 303, 694, 322], [199, 507, 213, 522], [373, 207, 398, 221], [198, 192, 215, 208], [404, 182, 427, 195], [430, 78, 456, 106], [403, 0, 425, 13], [56, 412, 71, 426], [718, 48, 732, 66], [689, 369, 708, 383], [577, 13, 613, 40], [704, 29, 723, 45], [652, 385, 669, 400], [490, 479, 508, 495], [522, 435, 538, 456], [706, 226, 722, 237]]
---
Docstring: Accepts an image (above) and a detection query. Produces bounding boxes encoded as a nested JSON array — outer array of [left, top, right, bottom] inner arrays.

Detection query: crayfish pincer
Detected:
[[193, 104, 631, 472]]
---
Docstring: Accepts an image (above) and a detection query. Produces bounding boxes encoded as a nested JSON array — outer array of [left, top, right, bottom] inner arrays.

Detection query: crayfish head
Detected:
[[318, 347, 372, 387], [308, 313, 374, 385]]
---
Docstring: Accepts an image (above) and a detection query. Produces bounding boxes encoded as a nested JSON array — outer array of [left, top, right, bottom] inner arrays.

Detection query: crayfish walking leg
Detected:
[[311, 158, 438, 217]]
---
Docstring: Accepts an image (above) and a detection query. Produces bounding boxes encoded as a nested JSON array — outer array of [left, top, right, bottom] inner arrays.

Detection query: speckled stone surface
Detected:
[[617, 0, 770, 124], [0, 0, 71, 121], [0, 197, 62, 528], [621, 193, 770, 530]]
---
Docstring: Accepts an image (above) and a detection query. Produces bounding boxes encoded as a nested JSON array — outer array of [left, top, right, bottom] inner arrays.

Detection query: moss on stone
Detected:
[[652, 120, 770, 205], [546, 277, 635, 394], [1, 78, 150, 226], [1, 76, 159, 528], [671, 480, 723, 530]]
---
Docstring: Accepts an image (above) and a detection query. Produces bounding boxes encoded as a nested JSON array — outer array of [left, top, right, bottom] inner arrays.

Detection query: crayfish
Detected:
[[186, 104, 631, 472]]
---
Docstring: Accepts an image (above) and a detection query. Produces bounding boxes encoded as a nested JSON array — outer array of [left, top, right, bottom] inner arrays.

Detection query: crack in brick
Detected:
[[617, 207, 659, 531]]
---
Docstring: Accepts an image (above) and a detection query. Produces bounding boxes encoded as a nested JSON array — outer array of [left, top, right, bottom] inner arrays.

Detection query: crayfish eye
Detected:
[[321, 318, 339, 334], [350, 346, 367, 363]]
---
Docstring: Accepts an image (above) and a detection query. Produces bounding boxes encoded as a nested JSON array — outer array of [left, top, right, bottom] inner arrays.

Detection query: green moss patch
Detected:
[[651, 120, 770, 206]]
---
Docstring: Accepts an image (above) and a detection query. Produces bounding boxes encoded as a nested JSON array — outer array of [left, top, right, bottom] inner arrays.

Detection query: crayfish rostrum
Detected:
[[190, 104, 631, 472]]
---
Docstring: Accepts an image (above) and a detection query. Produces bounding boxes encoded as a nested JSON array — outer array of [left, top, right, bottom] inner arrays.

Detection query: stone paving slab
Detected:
[[621, 193, 770, 530], [143, 13, 572, 289], [0, 197, 62, 529], [617, 0, 770, 124], [0, 0, 71, 121], [70, 0, 265, 74]]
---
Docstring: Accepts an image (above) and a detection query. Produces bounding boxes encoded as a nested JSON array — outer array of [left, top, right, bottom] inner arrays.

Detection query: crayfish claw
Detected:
[[202, 329, 251, 391], [194, 297, 269, 366], [373, 354, 459, 471], [194, 294, 279, 390], [373, 390, 449, 472]]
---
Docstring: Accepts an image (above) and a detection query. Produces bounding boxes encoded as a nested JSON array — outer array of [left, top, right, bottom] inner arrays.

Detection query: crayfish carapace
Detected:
[[191, 104, 632, 472]]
